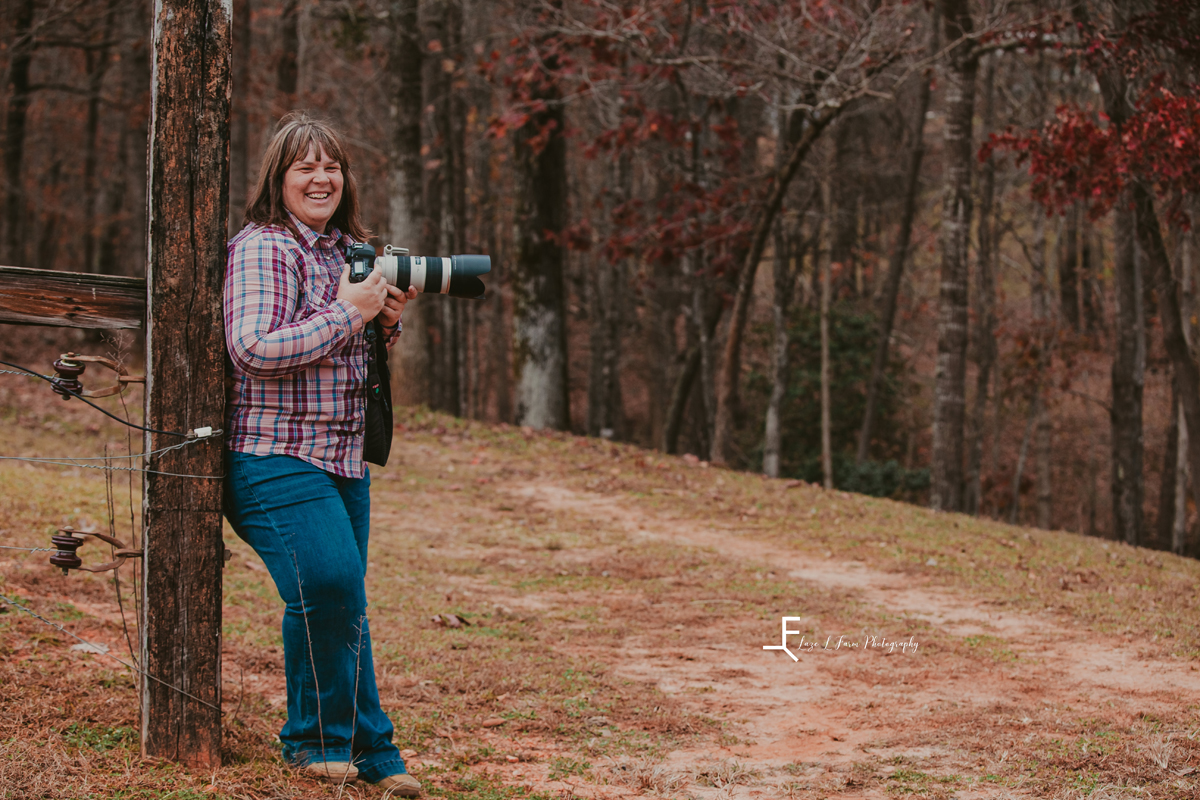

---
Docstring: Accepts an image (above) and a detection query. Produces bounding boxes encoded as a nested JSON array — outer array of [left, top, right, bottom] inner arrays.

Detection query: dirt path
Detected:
[[469, 482, 1200, 799]]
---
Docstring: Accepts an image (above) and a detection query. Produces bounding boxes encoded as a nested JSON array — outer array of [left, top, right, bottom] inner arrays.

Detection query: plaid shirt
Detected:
[[224, 215, 380, 478]]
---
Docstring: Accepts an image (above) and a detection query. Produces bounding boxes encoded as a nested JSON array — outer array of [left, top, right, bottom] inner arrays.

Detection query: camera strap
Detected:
[[361, 321, 394, 466]]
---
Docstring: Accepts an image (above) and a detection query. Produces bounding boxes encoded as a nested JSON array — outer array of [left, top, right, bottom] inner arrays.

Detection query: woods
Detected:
[[3, 0, 1199, 553]]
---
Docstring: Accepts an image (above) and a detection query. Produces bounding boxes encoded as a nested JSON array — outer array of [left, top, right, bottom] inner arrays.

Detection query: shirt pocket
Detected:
[[300, 257, 340, 316]]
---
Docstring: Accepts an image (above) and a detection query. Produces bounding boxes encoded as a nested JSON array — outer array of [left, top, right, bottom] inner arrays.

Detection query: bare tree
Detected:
[[2, 0, 36, 264], [387, 0, 431, 406], [587, 154, 628, 440], [228, 0, 252, 237], [511, 0, 569, 430], [1060, 202, 1081, 331], [930, 0, 978, 512], [965, 52, 997, 515], [858, 6, 939, 466], [710, 3, 916, 465]]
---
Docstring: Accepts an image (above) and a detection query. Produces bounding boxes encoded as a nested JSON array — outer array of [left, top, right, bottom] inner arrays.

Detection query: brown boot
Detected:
[[377, 773, 421, 797], [300, 760, 359, 782]]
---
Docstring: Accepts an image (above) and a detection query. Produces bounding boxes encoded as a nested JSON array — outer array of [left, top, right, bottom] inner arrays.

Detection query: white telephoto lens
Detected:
[[410, 257, 427, 292], [376, 254, 399, 288]]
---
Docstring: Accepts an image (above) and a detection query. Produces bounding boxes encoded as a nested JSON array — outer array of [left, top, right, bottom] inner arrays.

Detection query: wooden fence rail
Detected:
[[0, 266, 144, 329]]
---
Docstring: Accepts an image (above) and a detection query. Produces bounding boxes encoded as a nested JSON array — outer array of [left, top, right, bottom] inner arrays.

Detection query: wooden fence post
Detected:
[[141, 0, 231, 768]]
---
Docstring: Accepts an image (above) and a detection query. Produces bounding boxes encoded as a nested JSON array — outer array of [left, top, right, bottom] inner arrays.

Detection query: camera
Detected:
[[346, 243, 490, 300]]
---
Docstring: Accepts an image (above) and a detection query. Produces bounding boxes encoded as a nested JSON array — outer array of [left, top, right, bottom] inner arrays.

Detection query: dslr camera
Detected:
[[346, 243, 490, 300]]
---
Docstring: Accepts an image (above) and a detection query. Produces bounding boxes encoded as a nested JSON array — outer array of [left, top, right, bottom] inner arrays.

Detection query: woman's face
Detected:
[[282, 144, 344, 234]]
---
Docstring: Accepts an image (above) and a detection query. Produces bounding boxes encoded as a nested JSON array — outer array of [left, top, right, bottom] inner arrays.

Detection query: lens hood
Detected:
[[447, 255, 491, 299]]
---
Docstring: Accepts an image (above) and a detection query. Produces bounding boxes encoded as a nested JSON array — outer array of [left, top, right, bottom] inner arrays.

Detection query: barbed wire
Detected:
[[0, 430, 225, 479], [3, 435, 221, 463], [0, 454, 224, 479], [0, 592, 224, 714], [0, 359, 211, 439], [2, 356, 229, 716]]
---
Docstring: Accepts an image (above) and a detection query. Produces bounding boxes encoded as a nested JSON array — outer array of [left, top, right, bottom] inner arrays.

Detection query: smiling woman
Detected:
[[222, 112, 420, 797], [282, 146, 344, 234]]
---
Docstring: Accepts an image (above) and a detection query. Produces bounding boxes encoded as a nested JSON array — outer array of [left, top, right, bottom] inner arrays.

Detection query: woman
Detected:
[[223, 112, 420, 797]]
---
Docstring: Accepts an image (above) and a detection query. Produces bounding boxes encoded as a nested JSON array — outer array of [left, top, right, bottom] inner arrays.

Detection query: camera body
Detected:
[[347, 242, 377, 283], [345, 242, 490, 300]]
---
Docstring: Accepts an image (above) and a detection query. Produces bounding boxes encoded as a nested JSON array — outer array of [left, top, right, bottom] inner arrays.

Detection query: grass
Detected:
[[2, 389, 1200, 798], [61, 722, 138, 753]]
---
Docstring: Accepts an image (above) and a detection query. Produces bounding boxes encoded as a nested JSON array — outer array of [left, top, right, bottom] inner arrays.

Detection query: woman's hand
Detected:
[[336, 263, 388, 321], [377, 283, 417, 330]]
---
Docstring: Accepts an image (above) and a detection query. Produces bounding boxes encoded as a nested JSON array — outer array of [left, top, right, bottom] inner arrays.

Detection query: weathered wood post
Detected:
[[141, 0, 231, 768]]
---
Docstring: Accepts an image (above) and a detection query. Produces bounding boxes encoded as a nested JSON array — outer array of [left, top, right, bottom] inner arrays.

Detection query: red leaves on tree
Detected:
[[983, 0, 1200, 225], [984, 82, 1200, 225]]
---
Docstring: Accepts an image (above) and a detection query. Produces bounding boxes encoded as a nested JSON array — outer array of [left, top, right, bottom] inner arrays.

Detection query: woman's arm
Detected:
[[224, 231, 364, 379]]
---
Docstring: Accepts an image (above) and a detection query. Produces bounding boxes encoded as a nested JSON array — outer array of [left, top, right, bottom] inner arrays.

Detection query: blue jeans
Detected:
[[223, 450, 406, 783]]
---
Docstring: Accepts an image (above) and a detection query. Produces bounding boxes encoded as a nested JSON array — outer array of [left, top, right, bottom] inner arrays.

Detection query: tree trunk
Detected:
[[1081, 221, 1103, 335], [712, 109, 838, 465], [1035, 400, 1053, 529], [36, 161, 64, 270], [820, 243, 833, 489], [858, 11, 937, 466], [277, 0, 299, 99], [663, 306, 722, 455], [1011, 391, 1039, 524], [448, 0, 468, 417], [1060, 202, 1081, 330], [763, 91, 805, 477], [829, 116, 859, 299], [763, 223, 799, 478], [3, 0, 36, 265], [511, 8, 569, 430], [1175, 401, 1189, 555], [687, 104, 717, 456], [480, 136, 511, 422], [423, 4, 460, 414], [1030, 198, 1053, 530], [965, 53, 997, 515], [228, 0, 251, 236], [1132, 182, 1200, 551], [692, 255, 717, 455], [421, 1, 449, 411], [467, 302, 480, 418], [1077, 0, 1144, 545], [585, 257, 624, 437], [387, 0, 430, 406], [588, 156, 629, 439], [83, 0, 120, 274], [1080, 370, 1101, 535], [98, 131, 132, 276], [1177, 221, 1196, 555], [1158, 381, 1180, 547], [930, 0, 977, 512], [386, 0, 429, 402], [1111, 197, 1145, 545]]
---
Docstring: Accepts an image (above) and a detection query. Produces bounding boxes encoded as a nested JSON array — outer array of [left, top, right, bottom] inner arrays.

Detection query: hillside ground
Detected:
[[2, 339, 1200, 799]]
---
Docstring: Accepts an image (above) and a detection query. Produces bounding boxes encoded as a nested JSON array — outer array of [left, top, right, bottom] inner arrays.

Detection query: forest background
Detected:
[[1, 0, 1198, 554]]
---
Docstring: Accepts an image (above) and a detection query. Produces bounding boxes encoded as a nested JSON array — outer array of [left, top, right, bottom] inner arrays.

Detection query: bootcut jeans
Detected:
[[223, 450, 407, 783]]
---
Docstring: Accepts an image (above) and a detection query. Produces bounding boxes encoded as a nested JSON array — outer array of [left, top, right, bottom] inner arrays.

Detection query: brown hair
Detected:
[[244, 111, 371, 242]]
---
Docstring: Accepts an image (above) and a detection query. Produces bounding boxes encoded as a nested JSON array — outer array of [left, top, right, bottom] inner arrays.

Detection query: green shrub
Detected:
[[745, 302, 924, 498]]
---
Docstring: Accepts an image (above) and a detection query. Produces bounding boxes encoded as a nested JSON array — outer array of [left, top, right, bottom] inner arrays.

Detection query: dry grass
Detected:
[[2, 351, 1200, 799], [603, 758, 692, 795]]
